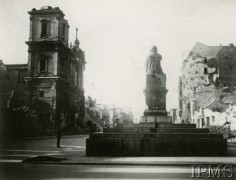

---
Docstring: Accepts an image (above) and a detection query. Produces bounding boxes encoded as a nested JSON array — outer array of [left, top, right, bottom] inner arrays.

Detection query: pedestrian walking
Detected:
[[56, 127, 62, 148]]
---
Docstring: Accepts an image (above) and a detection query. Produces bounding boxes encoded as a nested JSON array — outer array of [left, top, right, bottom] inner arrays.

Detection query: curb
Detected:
[[19, 135, 89, 140], [22, 161, 236, 166]]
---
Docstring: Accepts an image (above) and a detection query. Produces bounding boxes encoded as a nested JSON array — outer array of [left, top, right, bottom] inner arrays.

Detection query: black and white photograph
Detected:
[[0, 0, 236, 179]]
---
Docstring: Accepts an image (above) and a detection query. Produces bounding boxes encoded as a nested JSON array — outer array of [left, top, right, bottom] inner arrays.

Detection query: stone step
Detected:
[[116, 123, 196, 129], [103, 128, 209, 133], [151, 128, 209, 133], [116, 123, 155, 128], [155, 123, 196, 128], [90, 133, 223, 139], [86, 138, 227, 156], [103, 128, 151, 133]]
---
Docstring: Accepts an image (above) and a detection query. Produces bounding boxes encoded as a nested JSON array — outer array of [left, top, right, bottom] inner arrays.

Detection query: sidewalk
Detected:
[[23, 154, 236, 166], [19, 134, 88, 140]]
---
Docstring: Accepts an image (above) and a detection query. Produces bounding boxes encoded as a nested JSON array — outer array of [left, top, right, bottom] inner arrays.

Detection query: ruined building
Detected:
[[179, 42, 236, 131], [3, 6, 86, 134]]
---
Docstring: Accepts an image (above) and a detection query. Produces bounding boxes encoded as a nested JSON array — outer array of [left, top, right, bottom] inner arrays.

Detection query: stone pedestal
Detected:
[[144, 74, 170, 123], [140, 110, 171, 123], [144, 87, 168, 111]]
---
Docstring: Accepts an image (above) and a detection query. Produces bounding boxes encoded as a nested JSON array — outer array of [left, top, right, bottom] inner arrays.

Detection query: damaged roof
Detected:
[[190, 42, 221, 58], [205, 100, 228, 112]]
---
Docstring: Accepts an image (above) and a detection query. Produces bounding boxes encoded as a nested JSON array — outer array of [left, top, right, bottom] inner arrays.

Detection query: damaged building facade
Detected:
[[179, 42, 236, 132], [3, 6, 86, 134]]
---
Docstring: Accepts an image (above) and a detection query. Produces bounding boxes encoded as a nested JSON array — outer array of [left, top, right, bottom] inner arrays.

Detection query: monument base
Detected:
[[140, 110, 171, 123], [86, 122, 227, 156]]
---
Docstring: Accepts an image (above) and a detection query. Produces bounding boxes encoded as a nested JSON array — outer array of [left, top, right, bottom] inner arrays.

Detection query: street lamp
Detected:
[[201, 108, 205, 128]]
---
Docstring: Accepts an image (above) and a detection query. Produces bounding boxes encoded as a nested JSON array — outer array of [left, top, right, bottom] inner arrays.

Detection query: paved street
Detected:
[[0, 163, 201, 179], [0, 135, 88, 162], [1, 135, 236, 179]]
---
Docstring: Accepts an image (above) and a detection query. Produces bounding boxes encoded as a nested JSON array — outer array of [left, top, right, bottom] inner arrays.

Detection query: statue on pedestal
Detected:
[[146, 45, 163, 75], [146, 45, 166, 88], [145, 45, 167, 111]]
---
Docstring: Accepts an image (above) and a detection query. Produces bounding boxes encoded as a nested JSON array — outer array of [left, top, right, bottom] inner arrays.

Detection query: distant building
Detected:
[[3, 6, 86, 134], [4, 64, 28, 108], [112, 106, 133, 125], [85, 98, 134, 128], [0, 61, 14, 116], [179, 42, 236, 131], [169, 108, 180, 123]]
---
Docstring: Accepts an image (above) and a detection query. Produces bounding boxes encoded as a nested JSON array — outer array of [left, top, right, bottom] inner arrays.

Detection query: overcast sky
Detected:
[[1, 0, 236, 119]]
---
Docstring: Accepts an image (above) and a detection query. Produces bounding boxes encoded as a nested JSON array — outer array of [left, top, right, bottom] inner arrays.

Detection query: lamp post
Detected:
[[201, 108, 205, 128]]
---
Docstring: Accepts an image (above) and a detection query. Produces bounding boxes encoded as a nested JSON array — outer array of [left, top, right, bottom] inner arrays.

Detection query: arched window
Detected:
[[39, 54, 49, 74], [41, 19, 48, 37]]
